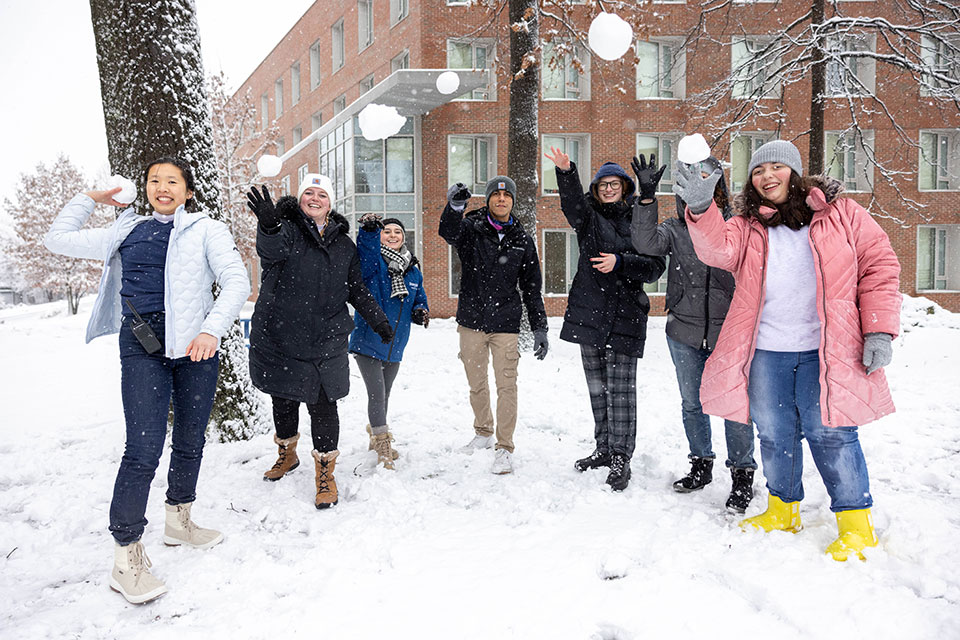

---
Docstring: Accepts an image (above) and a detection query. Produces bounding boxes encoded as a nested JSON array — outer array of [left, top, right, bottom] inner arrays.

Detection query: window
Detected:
[[332, 19, 345, 72], [333, 94, 346, 115], [391, 50, 410, 72], [277, 137, 286, 156], [447, 39, 495, 100], [542, 134, 590, 195], [290, 62, 301, 105], [917, 225, 958, 290], [636, 134, 681, 193], [298, 163, 309, 184], [448, 135, 496, 193], [310, 40, 322, 89], [919, 130, 960, 191], [636, 39, 684, 99], [825, 34, 875, 96], [312, 112, 323, 132], [730, 132, 773, 192], [261, 93, 269, 128], [731, 36, 781, 99], [358, 0, 374, 51], [274, 78, 284, 117], [643, 256, 670, 294], [292, 126, 303, 146], [542, 40, 590, 100], [280, 175, 291, 197], [921, 35, 958, 97], [446, 0, 469, 5], [391, 0, 408, 26], [543, 230, 580, 295], [825, 130, 874, 192], [360, 74, 375, 95]]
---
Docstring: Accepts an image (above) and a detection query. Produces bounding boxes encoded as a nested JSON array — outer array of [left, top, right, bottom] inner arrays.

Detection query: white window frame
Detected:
[[261, 93, 269, 128], [920, 35, 959, 97], [358, 0, 374, 52], [274, 78, 284, 117], [825, 129, 874, 192], [311, 111, 323, 132], [297, 163, 309, 185], [360, 73, 375, 95], [825, 34, 876, 97], [277, 137, 285, 156], [542, 40, 590, 101], [333, 94, 346, 115], [543, 229, 579, 296], [390, 0, 409, 26], [730, 132, 774, 193], [292, 125, 303, 146], [636, 133, 682, 194], [541, 134, 591, 195], [447, 39, 496, 101], [916, 225, 959, 291], [643, 255, 670, 295], [332, 19, 345, 72], [447, 134, 497, 194], [919, 129, 960, 191], [446, 0, 469, 5], [309, 40, 322, 90], [291, 62, 301, 105], [280, 175, 291, 197], [636, 38, 685, 100], [731, 36, 781, 99], [391, 50, 410, 72]]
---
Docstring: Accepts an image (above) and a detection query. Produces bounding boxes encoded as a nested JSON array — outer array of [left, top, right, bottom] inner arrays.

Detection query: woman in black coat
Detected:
[[246, 174, 392, 510], [545, 148, 666, 492]]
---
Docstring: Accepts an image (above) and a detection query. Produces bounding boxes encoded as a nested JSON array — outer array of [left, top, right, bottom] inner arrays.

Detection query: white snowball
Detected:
[[358, 103, 407, 141], [436, 71, 461, 95], [106, 174, 136, 204], [677, 134, 712, 165], [257, 155, 283, 178], [588, 12, 633, 61]]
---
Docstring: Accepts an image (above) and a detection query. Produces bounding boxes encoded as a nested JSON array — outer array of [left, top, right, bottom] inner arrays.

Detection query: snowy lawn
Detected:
[[1, 298, 958, 639]]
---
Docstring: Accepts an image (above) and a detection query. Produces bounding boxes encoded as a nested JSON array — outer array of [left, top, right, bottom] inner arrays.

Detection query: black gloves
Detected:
[[533, 329, 549, 360], [447, 183, 472, 209], [411, 307, 430, 328], [246, 185, 281, 231], [358, 212, 383, 232], [373, 321, 395, 344], [631, 154, 667, 202]]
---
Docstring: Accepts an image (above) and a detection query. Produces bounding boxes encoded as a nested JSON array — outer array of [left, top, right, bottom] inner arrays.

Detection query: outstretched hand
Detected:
[[631, 154, 666, 202], [544, 146, 571, 172], [246, 185, 281, 230], [672, 162, 722, 215]]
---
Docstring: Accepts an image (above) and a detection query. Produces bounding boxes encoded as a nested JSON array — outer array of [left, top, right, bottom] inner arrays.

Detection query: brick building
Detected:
[[234, 0, 960, 314]]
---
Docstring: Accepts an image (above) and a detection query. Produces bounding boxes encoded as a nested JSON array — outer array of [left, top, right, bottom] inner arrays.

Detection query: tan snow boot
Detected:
[[372, 431, 397, 470], [366, 424, 399, 460], [110, 541, 167, 604], [263, 433, 300, 481], [313, 449, 339, 510], [163, 502, 224, 549]]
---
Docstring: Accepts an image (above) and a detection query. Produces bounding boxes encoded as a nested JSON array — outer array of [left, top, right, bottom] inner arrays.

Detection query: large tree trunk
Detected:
[[89, 0, 267, 441], [507, 0, 540, 237], [808, 0, 827, 175]]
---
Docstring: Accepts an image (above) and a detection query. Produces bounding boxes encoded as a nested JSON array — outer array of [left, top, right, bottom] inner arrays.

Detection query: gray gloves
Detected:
[[447, 183, 472, 210], [533, 329, 549, 360], [862, 333, 893, 375], [671, 162, 722, 215]]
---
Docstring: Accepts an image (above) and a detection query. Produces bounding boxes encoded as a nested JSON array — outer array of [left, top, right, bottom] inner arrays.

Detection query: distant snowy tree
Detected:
[[3, 156, 108, 314], [89, 0, 268, 440]]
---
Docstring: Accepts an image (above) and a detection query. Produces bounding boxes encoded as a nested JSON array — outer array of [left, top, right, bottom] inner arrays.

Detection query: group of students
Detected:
[[44, 137, 900, 605]]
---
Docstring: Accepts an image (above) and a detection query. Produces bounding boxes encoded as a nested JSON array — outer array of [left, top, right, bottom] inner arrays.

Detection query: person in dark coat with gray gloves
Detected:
[[246, 174, 392, 510], [545, 147, 666, 492], [630, 154, 757, 513]]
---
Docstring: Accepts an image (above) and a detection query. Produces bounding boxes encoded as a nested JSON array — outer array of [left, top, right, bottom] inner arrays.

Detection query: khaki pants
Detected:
[[457, 326, 520, 453]]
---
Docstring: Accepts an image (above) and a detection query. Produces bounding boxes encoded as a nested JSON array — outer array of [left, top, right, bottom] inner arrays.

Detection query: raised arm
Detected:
[[44, 191, 126, 260]]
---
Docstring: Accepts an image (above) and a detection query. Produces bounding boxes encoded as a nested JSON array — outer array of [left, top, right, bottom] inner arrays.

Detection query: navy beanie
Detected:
[[590, 162, 636, 198]]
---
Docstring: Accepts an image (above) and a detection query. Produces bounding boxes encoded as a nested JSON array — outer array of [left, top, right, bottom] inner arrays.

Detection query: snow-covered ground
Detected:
[[1, 297, 958, 639]]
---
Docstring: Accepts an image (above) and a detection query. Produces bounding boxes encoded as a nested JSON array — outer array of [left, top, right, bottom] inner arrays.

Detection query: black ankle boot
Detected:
[[575, 449, 611, 472], [605, 453, 631, 491], [725, 468, 755, 513], [672, 457, 713, 493]]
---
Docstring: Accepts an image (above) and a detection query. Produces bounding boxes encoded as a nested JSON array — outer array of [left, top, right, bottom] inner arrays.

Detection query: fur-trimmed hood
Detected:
[[732, 174, 845, 216]]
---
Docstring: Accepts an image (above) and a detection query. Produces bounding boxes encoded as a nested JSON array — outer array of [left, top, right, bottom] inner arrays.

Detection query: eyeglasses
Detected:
[[597, 180, 622, 191]]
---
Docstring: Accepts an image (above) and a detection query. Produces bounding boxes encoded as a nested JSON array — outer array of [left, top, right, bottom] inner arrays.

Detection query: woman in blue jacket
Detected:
[[349, 213, 429, 470]]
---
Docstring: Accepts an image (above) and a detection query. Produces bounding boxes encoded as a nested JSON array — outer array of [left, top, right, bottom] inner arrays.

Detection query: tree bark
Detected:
[[507, 0, 540, 238], [808, 0, 826, 175]]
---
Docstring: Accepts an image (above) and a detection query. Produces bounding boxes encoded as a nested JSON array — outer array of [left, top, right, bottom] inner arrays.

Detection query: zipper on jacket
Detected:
[[809, 222, 832, 426], [742, 225, 768, 422], [385, 300, 404, 361], [702, 266, 711, 350]]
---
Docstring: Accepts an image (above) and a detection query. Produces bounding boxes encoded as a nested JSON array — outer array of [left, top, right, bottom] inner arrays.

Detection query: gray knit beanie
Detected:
[[747, 140, 803, 177], [485, 176, 517, 205]]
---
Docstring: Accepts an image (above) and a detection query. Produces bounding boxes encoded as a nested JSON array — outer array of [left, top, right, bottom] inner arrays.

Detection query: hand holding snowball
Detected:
[[84, 187, 130, 208], [544, 146, 571, 172]]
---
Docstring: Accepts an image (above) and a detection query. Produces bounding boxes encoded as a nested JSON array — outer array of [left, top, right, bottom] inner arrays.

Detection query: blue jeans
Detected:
[[666, 336, 756, 469], [747, 349, 871, 512], [109, 313, 220, 545]]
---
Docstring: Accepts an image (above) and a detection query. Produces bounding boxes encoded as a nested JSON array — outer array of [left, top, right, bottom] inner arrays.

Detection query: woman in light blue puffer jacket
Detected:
[[44, 157, 250, 604]]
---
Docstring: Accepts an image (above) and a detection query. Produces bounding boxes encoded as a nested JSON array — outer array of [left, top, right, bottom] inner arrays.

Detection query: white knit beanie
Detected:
[[297, 173, 335, 201], [747, 140, 803, 177]]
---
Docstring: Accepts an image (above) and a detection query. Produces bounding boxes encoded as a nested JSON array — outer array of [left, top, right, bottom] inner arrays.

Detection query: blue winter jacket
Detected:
[[348, 228, 428, 362]]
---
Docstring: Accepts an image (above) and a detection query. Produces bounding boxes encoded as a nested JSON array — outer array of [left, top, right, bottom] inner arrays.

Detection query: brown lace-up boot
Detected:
[[366, 424, 399, 460], [312, 449, 339, 509], [372, 431, 396, 470], [263, 434, 300, 481]]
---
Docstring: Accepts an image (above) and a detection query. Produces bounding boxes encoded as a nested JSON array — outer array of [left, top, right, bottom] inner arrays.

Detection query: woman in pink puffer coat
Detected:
[[673, 140, 900, 562]]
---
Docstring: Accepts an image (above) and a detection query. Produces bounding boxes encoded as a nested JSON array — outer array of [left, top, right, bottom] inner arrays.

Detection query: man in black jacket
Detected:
[[440, 176, 548, 475]]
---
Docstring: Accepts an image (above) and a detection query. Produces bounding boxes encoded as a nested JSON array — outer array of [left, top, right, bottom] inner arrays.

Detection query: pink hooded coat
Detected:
[[685, 177, 901, 428]]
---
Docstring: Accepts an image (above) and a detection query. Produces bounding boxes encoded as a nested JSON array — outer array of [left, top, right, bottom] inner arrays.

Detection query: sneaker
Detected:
[[491, 448, 513, 475], [605, 453, 631, 491], [574, 449, 611, 472], [110, 541, 167, 604], [459, 434, 494, 453], [725, 468, 755, 514]]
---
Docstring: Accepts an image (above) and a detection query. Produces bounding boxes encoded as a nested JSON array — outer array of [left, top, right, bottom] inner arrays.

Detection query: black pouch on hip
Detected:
[[124, 300, 163, 354]]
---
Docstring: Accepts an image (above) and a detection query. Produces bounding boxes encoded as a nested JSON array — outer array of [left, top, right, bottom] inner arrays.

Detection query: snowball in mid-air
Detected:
[[677, 134, 712, 165], [106, 175, 136, 204], [588, 12, 633, 61], [436, 71, 461, 95], [358, 103, 407, 141], [257, 155, 282, 178]]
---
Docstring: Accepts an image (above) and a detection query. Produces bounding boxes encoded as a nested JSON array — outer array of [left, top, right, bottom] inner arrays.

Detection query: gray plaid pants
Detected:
[[580, 344, 638, 458]]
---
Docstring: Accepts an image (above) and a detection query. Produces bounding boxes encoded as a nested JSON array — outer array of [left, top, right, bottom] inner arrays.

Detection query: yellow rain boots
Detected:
[[740, 494, 803, 533], [825, 509, 878, 561]]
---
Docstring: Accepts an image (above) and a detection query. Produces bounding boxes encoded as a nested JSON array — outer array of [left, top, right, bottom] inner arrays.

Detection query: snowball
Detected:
[[588, 12, 633, 61], [106, 175, 136, 204], [597, 552, 631, 580], [436, 71, 461, 95], [677, 134, 712, 165], [358, 103, 407, 141], [257, 155, 282, 178]]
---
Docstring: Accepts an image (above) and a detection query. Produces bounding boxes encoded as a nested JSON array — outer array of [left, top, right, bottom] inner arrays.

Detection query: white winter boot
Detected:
[[163, 502, 224, 549], [110, 541, 167, 604]]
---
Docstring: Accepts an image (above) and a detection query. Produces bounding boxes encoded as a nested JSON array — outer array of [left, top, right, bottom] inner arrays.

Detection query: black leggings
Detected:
[[271, 391, 339, 453]]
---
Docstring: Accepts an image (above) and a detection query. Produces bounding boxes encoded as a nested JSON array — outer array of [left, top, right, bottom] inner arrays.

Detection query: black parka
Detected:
[[439, 204, 547, 334], [630, 176, 736, 351], [556, 163, 666, 358], [250, 196, 388, 404]]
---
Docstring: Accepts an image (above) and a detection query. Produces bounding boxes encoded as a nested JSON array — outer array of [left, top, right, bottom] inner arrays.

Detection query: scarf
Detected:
[[381, 244, 412, 299], [486, 213, 513, 232]]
